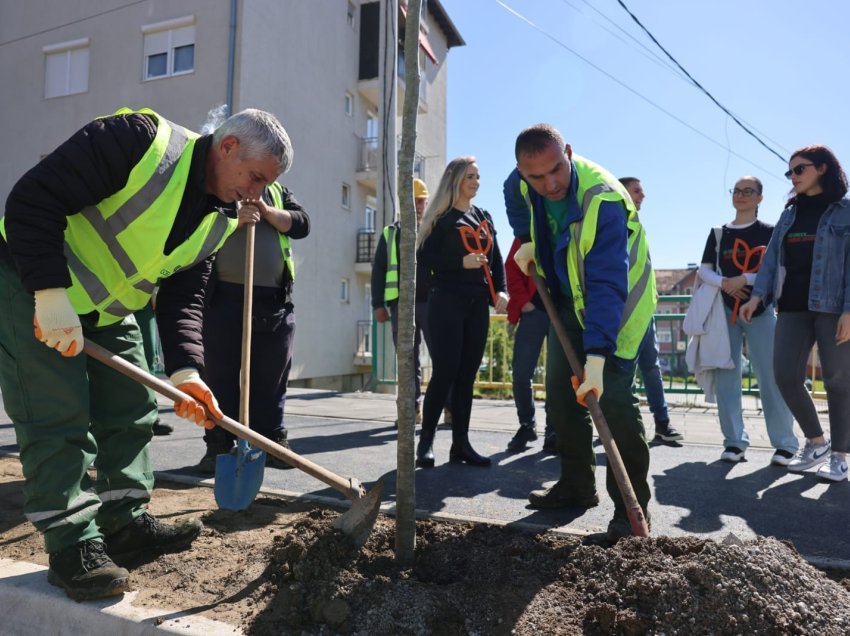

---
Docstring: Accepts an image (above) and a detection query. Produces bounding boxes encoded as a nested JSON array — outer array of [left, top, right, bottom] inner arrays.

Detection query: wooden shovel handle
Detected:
[[241, 222, 255, 426], [529, 269, 649, 537], [83, 339, 364, 501]]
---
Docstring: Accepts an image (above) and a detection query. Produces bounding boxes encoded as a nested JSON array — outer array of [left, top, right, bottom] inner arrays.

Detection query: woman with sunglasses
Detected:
[[740, 146, 850, 482], [698, 177, 797, 466], [415, 157, 509, 468]]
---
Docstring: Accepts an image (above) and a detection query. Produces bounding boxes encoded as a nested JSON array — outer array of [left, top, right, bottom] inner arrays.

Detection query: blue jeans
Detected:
[[511, 307, 551, 436], [637, 318, 669, 425], [716, 307, 797, 453]]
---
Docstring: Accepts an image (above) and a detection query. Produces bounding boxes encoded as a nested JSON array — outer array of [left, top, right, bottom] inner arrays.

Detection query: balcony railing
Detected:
[[358, 136, 378, 172], [356, 229, 376, 263]]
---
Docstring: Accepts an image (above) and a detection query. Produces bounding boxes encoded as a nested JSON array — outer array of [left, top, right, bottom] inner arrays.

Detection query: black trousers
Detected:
[[203, 281, 295, 448], [421, 288, 489, 435]]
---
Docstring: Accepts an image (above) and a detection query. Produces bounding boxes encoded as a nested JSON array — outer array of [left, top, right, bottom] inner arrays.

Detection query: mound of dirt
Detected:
[[1, 456, 849, 635]]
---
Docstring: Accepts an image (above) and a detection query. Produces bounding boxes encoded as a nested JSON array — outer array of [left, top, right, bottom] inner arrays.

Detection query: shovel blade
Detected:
[[333, 479, 384, 549], [214, 441, 266, 511]]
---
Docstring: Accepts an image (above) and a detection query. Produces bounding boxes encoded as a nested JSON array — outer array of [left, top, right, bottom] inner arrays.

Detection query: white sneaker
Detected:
[[720, 447, 745, 463], [817, 453, 849, 482], [788, 439, 831, 473]]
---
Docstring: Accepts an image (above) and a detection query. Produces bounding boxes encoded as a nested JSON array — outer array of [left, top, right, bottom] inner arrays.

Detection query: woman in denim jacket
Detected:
[[740, 145, 850, 482]]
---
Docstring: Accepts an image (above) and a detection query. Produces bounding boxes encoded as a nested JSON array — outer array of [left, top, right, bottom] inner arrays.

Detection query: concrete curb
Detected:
[[0, 559, 242, 635]]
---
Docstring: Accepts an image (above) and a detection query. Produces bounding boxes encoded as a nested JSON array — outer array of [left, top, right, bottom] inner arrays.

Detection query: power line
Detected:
[[493, 0, 782, 180], [0, 0, 149, 47], [614, 0, 787, 163]]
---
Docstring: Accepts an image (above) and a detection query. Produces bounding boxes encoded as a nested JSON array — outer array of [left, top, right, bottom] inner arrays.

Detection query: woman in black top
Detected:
[[415, 157, 508, 468]]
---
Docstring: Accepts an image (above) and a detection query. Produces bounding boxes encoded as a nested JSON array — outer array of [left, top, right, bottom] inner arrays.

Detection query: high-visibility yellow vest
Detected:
[[267, 182, 295, 280], [525, 155, 657, 359], [382, 224, 399, 302], [1, 107, 238, 326]]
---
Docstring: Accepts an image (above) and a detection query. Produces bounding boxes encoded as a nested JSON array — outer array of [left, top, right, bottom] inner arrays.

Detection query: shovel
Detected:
[[215, 222, 266, 511], [529, 269, 650, 538], [83, 339, 384, 548]]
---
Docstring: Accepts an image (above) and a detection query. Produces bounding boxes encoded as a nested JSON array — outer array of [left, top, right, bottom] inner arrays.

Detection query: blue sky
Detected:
[[440, 0, 850, 268]]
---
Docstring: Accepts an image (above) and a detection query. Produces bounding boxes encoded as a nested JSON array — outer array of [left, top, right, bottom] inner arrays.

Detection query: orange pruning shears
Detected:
[[729, 237, 766, 325], [459, 219, 498, 305]]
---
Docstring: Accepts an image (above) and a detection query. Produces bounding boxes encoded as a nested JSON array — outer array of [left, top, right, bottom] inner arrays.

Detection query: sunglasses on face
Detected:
[[730, 188, 759, 197], [784, 163, 815, 179]]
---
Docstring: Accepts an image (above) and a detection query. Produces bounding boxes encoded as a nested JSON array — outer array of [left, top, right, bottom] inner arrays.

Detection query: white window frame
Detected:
[[43, 38, 90, 99], [341, 183, 351, 209], [344, 91, 354, 117], [141, 16, 196, 81], [340, 278, 350, 303], [364, 201, 376, 231]]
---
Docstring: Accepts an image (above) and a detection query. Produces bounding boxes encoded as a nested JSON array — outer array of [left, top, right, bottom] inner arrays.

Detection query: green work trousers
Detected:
[[545, 297, 651, 518], [0, 261, 156, 554]]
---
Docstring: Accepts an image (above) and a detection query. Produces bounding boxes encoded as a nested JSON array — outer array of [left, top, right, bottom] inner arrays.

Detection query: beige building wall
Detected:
[[0, 0, 461, 390]]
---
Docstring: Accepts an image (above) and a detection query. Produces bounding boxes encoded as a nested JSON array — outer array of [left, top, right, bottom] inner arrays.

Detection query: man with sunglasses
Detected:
[[513, 124, 656, 545]]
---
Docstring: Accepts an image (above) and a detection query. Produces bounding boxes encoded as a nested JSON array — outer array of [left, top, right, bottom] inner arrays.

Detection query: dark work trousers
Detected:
[[389, 299, 424, 405], [774, 311, 850, 453], [203, 281, 295, 450], [390, 299, 453, 409], [0, 260, 156, 554], [545, 296, 651, 519], [421, 288, 490, 439]]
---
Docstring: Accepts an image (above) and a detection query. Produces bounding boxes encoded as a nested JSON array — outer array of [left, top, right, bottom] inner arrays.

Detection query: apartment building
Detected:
[[0, 0, 463, 390]]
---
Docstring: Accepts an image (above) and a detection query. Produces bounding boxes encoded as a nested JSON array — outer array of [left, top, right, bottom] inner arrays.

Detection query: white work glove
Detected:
[[170, 368, 223, 430], [514, 241, 535, 275], [572, 354, 605, 407], [495, 291, 509, 315], [33, 288, 83, 357]]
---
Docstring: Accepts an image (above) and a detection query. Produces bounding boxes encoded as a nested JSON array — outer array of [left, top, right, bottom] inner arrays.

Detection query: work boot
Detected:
[[416, 429, 436, 468], [106, 512, 202, 565], [152, 419, 174, 436], [266, 431, 295, 470], [507, 423, 537, 452], [528, 484, 599, 510], [449, 434, 491, 466], [195, 441, 235, 476], [584, 511, 651, 547], [48, 539, 130, 601]]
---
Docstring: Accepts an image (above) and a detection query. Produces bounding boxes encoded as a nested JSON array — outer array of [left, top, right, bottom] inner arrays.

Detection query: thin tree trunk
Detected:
[[394, 0, 422, 566]]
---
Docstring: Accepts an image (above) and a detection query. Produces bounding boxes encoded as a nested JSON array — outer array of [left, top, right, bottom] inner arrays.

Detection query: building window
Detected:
[[43, 38, 90, 99], [344, 92, 354, 116], [142, 16, 195, 81], [340, 278, 350, 303], [364, 202, 376, 231], [347, 1, 356, 28], [341, 183, 351, 209]]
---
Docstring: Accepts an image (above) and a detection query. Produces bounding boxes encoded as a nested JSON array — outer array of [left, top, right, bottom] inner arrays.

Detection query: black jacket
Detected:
[[2, 112, 238, 376]]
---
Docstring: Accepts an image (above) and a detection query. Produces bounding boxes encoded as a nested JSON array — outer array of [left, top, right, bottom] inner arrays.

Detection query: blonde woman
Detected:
[[415, 157, 508, 468]]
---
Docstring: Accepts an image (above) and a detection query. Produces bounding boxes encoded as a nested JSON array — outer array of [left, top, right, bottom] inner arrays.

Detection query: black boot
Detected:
[[449, 434, 491, 466], [416, 429, 436, 468]]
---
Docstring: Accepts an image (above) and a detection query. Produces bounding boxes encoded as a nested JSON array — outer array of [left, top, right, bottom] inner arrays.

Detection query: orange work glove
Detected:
[[169, 368, 222, 430], [571, 354, 605, 408], [33, 288, 83, 357]]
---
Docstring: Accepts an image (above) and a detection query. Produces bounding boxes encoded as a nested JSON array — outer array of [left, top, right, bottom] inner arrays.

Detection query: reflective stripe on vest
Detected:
[[526, 155, 657, 359], [61, 107, 237, 325], [383, 224, 399, 302], [267, 182, 295, 280]]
